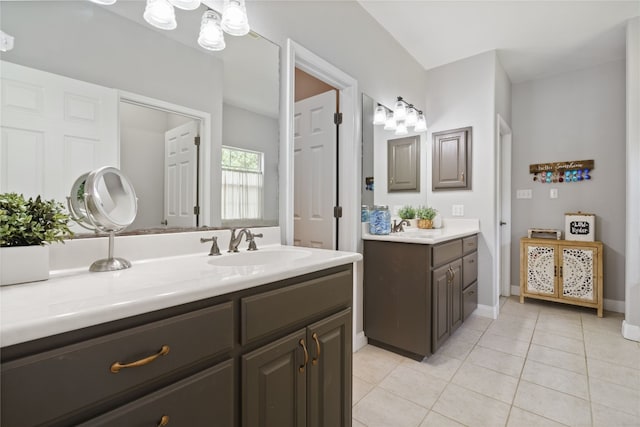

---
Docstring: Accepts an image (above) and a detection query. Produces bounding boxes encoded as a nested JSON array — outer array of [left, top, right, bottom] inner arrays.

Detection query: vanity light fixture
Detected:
[[143, 0, 177, 30], [89, 0, 117, 4], [393, 97, 407, 121], [169, 0, 201, 10], [198, 10, 226, 51], [414, 112, 427, 132], [373, 104, 387, 125], [395, 120, 409, 136], [384, 113, 397, 131], [405, 105, 418, 127], [0, 30, 15, 52], [221, 0, 250, 36], [375, 96, 427, 134]]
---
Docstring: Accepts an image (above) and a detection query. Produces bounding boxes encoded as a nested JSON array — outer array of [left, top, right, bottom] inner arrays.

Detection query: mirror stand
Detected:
[[89, 231, 132, 272]]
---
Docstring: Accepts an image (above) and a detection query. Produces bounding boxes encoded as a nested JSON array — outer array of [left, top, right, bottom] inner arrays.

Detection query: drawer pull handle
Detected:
[[312, 332, 321, 365], [110, 345, 170, 373], [158, 415, 170, 426], [299, 339, 309, 373]]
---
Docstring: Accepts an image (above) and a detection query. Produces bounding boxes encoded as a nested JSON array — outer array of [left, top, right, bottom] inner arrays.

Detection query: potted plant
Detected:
[[0, 193, 73, 285], [416, 206, 437, 229], [398, 205, 417, 228]]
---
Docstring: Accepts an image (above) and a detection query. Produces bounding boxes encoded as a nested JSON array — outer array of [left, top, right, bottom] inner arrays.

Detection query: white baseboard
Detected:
[[511, 285, 520, 296], [622, 320, 640, 342], [353, 331, 368, 352], [603, 298, 625, 313], [475, 303, 499, 319]]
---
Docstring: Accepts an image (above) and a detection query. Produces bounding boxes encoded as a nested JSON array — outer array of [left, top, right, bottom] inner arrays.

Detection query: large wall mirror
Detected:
[[0, 1, 280, 234]]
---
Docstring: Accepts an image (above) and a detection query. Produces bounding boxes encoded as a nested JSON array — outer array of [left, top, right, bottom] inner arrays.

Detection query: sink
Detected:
[[207, 247, 312, 267]]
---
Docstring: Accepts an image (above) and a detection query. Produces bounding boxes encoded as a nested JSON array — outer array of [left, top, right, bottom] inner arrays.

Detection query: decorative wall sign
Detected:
[[565, 212, 595, 241], [530, 159, 594, 184]]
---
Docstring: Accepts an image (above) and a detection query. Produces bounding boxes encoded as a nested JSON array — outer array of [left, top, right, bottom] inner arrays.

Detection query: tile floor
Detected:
[[352, 297, 640, 427]]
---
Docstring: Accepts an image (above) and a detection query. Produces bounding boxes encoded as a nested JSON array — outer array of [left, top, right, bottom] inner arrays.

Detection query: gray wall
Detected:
[[511, 60, 626, 302]]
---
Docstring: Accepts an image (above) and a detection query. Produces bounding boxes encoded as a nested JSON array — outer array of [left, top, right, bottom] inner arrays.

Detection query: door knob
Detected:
[[500, 221, 507, 226]]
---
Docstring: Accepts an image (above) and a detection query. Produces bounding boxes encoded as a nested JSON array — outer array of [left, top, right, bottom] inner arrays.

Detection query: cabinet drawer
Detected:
[[432, 239, 462, 267], [80, 360, 234, 427], [462, 235, 478, 255], [241, 269, 352, 345], [463, 282, 478, 320], [1, 303, 233, 427], [463, 252, 478, 288]]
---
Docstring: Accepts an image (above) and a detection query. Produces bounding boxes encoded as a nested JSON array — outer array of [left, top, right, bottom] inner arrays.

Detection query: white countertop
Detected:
[[362, 218, 480, 244], [0, 244, 361, 347]]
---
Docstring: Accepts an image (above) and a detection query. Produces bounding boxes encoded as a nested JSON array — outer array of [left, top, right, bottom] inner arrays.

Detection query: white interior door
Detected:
[[0, 60, 118, 203], [498, 115, 513, 297], [164, 121, 198, 227], [293, 90, 337, 249]]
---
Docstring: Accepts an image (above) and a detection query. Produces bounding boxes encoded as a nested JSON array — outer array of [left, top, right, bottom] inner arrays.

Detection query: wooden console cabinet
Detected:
[[520, 238, 603, 317]]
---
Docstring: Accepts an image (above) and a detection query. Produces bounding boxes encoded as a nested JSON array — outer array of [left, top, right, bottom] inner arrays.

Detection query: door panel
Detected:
[[560, 246, 597, 303], [164, 121, 197, 227], [450, 260, 463, 333], [293, 90, 337, 249], [432, 264, 450, 351], [524, 244, 558, 297]]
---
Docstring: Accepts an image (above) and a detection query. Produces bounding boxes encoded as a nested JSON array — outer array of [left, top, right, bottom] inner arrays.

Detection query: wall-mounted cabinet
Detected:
[[432, 127, 472, 191], [388, 135, 420, 192]]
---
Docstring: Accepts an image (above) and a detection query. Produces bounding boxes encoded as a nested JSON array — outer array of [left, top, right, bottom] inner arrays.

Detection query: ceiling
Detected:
[[357, 1, 639, 83]]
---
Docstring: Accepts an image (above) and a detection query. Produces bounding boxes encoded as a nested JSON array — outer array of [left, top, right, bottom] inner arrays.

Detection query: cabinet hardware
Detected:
[[461, 171, 464, 181], [157, 415, 170, 426], [299, 339, 309, 373], [560, 266, 563, 277], [110, 345, 170, 373], [554, 265, 557, 277], [312, 332, 321, 365], [469, 259, 475, 263]]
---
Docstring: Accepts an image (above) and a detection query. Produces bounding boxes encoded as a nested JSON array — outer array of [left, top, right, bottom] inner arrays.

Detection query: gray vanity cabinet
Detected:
[[432, 259, 463, 352], [432, 127, 472, 191]]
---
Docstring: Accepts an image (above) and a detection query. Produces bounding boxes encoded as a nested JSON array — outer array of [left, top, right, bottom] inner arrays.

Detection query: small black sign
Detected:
[[570, 221, 590, 235]]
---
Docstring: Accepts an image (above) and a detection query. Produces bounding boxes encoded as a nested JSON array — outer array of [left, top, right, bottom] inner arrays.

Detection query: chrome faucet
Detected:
[[392, 219, 409, 233], [228, 228, 263, 252], [200, 235, 221, 256]]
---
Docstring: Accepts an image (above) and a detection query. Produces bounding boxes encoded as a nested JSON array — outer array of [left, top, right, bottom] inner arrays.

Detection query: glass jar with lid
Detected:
[[369, 205, 391, 235]]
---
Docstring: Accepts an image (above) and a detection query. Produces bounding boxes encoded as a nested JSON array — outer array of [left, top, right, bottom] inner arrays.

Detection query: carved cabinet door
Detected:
[[524, 243, 559, 297], [559, 245, 598, 304]]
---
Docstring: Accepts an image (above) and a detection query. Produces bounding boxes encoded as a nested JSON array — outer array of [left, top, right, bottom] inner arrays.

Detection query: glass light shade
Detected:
[[384, 113, 397, 131], [414, 113, 427, 132], [395, 120, 408, 136], [169, 0, 200, 10], [144, 0, 177, 30], [406, 107, 418, 127], [198, 10, 226, 51], [89, 0, 117, 4], [221, 0, 250, 36], [393, 99, 407, 121], [373, 105, 387, 125]]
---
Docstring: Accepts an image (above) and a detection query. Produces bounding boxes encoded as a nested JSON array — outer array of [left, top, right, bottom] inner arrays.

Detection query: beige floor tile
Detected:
[[353, 375, 375, 405], [486, 320, 535, 343], [589, 377, 640, 417], [452, 361, 519, 403], [513, 380, 591, 426], [352, 419, 367, 427], [478, 332, 531, 357], [581, 312, 624, 334], [352, 387, 428, 427], [535, 318, 584, 340], [379, 364, 448, 409], [532, 330, 585, 355], [462, 314, 493, 332], [419, 411, 465, 427], [587, 357, 640, 391], [353, 345, 403, 384], [521, 359, 589, 400], [591, 402, 640, 427], [467, 346, 525, 378], [451, 324, 485, 344], [495, 312, 539, 329], [432, 383, 511, 427], [402, 353, 463, 382], [500, 301, 540, 319], [527, 344, 587, 375], [584, 337, 640, 370], [437, 335, 476, 360], [538, 307, 584, 322], [507, 407, 567, 427], [583, 327, 632, 347]]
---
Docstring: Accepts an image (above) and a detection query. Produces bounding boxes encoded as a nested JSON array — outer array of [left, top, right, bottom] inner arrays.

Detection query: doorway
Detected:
[[496, 114, 513, 298]]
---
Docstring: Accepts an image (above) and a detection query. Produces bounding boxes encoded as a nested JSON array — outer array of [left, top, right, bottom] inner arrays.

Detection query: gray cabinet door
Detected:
[[432, 263, 451, 351], [432, 127, 472, 190], [307, 309, 352, 427], [388, 135, 420, 191], [242, 329, 307, 427], [450, 260, 463, 333]]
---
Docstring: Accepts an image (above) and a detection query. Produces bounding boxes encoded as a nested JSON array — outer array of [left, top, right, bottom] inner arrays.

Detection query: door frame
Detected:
[[282, 39, 360, 253], [495, 113, 513, 299], [118, 90, 212, 227]]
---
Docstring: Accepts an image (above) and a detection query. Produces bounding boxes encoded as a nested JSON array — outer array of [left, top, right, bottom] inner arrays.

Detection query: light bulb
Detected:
[[414, 112, 427, 132], [221, 0, 250, 36], [144, 0, 177, 30], [384, 113, 397, 131], [169, 0, 200, 10], [198, 10, 225, 51], [393, 98, 407, 121], [395, 120, 408, 136], [406, 106, 418, 127], [373, 105, 387, 125]]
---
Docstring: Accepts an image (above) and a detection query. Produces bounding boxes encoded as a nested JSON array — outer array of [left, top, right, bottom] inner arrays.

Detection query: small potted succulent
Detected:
[[0, 193, 73, 285], [416, 206, 437, 229], [398, 205, 417, 227]]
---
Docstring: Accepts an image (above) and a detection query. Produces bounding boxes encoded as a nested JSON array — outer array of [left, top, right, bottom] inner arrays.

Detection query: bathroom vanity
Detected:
[[363, 220, 479, 360], [0, 243, 361, 427]]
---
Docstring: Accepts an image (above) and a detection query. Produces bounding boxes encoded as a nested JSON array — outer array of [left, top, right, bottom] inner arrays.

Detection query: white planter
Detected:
[[1, 245, 50, 286], [407, 219, 418, 228]]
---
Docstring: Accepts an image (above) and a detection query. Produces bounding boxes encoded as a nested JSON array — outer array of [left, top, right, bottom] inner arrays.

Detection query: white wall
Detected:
[[425, 51, 499, 312], [625, 17, 640, 339], [222, 104, 279, 224], [511, 60, 627, 305]]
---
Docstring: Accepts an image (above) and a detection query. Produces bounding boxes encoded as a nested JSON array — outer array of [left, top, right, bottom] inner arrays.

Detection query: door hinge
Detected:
[[334, 112, 343, 125], [194, 206, 200, 215], [333, 206, 343, 218], [194, 136, 201, 147]]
